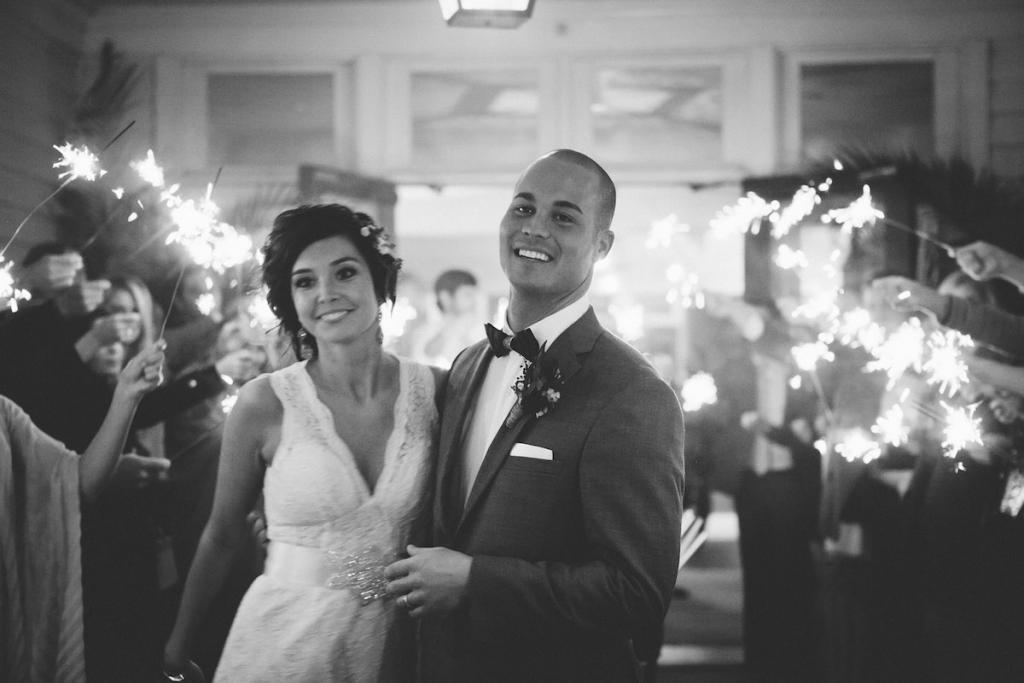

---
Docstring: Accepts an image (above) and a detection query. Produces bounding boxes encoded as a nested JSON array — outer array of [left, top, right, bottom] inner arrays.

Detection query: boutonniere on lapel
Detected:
[[507, 344, 565, 428]]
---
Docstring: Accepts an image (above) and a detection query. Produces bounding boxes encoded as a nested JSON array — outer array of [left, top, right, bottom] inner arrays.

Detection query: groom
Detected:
[[385, 149, 685, 682]]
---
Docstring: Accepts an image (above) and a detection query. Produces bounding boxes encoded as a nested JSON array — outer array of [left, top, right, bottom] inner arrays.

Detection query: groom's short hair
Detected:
[[542, 149, 616, 232]]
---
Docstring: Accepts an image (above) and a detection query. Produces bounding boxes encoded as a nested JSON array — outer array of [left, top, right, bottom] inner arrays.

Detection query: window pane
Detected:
[[410, 69, 540, 169], [590, 66, 723, 167], [801, 61, 934, 161], [207, 73, 339, 166]]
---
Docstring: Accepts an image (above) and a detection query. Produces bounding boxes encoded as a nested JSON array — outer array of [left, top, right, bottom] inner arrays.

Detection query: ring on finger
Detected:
[[398, 594, 410, 609]]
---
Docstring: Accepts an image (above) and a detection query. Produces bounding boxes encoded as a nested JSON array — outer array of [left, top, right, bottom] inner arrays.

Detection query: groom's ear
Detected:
[[595, 229, 615, 261]]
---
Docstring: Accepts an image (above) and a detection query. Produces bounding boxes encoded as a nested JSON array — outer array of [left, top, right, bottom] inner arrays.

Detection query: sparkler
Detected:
[[791, 341, 836, 425], [0, 143, 109, 259], [220, 392, 239, 416], [822, 185, 955, 255], [645, 214, 689, 249], [709, 192, 777, 236], [835, 428, 882, 464], [791, 341, 834, 372], [866, 318, 926, 388], [789, 288, 841, 325], [940, 402, 983, 458], [0, 258, 32, 312], [923, 329, 974, 397], [609, 301, 645, 342], [665, 265, 705, 309], [774, 244, 809, 270], [380, 297, 419, 345], [770, 184, 821, 238], [681, 372, 718, 413], [872, 404, 909, 447], [131, 149, 165, 188], [821, 185, 884, 233], [246, 292, 278, 332]]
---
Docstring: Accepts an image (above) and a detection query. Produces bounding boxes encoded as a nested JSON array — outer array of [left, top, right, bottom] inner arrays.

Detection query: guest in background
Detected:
[[704, 293, 824, 682], [0, 274, 237, 682], [1, 341, 164, 683], [883, 268, 1024, 681], [411, 268, 483, 367]]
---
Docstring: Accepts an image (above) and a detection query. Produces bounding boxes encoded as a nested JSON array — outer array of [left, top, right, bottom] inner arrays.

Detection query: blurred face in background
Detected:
[[441, 283, 481, 317], [90, 285, 141, 378], [88, 341, 127, 377]]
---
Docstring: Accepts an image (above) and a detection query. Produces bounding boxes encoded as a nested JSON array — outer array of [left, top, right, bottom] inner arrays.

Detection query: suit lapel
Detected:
[[455, 308, 604, 537], [436, 342, 491, 540]]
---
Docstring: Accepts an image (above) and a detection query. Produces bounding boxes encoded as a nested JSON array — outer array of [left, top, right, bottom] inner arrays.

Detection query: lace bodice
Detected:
[[264, 358, 437, 552]]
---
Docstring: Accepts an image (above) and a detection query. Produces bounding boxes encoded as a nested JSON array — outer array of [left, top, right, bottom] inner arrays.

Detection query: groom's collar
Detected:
[[505, 294, 591, 350]]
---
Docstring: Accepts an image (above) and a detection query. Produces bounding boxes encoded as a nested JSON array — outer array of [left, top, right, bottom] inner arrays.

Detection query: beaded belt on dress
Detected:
[[264, 540, 392, 604]]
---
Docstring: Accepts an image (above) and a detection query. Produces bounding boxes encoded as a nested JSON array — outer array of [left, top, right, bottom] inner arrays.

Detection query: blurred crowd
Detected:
[[688, 238, 1024, 682]]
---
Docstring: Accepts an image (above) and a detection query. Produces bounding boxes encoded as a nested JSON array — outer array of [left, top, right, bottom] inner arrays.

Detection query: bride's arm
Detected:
[[163, 375, 279, 676]]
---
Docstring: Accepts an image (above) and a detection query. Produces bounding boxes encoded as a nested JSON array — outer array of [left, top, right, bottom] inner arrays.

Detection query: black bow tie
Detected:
[[485, 323, 540, 361]]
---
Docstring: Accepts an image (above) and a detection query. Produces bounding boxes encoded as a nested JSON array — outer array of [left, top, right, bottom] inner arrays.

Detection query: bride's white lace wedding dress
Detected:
[[214, 358, 437, 682]]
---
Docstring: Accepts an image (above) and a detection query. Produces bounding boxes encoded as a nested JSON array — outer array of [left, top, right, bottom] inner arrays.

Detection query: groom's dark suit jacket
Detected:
[[420, 308, 685, 683]]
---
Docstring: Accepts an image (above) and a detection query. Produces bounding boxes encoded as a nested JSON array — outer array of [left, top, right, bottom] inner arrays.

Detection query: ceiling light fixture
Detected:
[[438, 0, 535, 29]]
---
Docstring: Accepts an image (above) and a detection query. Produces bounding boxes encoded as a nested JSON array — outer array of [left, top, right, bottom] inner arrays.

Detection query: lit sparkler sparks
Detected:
[[829, 307, 886, 352], [866, 318, 926, 387], [789, 288, 841, 324], [770, 184, 821, 238], [609, 301, 645, 342], [923, 329, 974, 397], [130, 149, 166, 188], [791, 341, 835, 372], [52, 142, 106, 182], [380, 297, 419, 345], [0, 258, 32, 312], [645, 214, 690, 249], [665, 265, 705, 309], [940, 402, 983, 458], [164, 196, 253, 272], [774, 244, 809, 270], [1, 143, 109, 259], [196, 292, 218, 317], [872, 404, 909, 447], [221, 392, 239, 415], [246, 292, 278, 332], [709, 192, 778, 236], [681, 372, 718, 413], [835, 428, 882, 463], [821, 185, 884, 233]]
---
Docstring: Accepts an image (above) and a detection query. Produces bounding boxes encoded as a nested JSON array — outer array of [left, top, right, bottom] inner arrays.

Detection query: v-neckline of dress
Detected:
[[298, 357, 408, 501]]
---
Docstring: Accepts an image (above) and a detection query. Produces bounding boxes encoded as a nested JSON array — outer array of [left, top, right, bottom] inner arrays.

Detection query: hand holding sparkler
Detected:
[[17, 252, 83, 296], [964, 354, 1024, 398], [871, 276, 947, 319], [955, 241, 1024, 292]]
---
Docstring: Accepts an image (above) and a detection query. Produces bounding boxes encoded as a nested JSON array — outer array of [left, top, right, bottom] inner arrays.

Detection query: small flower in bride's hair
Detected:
[[360, 223, 397, 257]]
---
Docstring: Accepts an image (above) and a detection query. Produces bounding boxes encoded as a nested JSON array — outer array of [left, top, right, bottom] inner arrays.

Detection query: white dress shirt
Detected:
[[460, 295, 591, 503]]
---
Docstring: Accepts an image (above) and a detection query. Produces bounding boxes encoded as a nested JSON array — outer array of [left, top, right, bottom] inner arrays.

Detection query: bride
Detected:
[[163, 204, 441, 681]]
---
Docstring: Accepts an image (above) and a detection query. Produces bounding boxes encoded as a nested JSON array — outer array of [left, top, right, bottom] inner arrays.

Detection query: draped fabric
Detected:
[[0, 395, 84, 682]]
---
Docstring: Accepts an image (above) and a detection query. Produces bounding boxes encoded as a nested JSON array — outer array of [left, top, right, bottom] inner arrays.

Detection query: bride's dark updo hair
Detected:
[[261, 203, 402, 358]]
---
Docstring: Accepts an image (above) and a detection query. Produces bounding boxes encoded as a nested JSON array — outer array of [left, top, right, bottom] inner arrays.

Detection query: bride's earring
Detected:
[[375, 310, 384, 345]]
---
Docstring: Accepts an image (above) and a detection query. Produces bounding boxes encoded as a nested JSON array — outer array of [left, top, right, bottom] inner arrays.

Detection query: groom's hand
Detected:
[[384, 545, 471, 618]]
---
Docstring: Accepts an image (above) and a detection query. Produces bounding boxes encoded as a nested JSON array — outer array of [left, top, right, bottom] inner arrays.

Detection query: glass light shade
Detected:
[[438, 0, 535, 28]]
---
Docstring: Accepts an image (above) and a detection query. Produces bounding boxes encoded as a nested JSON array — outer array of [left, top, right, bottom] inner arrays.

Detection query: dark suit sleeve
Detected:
[[465, 370, 685, 646], [133, 365, 226, 428]]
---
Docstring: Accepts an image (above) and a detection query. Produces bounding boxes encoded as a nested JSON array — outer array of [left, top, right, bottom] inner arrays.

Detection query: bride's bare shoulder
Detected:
[[231, 373, 283, 421]]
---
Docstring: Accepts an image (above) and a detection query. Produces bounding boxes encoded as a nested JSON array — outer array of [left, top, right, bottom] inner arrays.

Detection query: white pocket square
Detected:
[[510, 443, 553, 460]]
